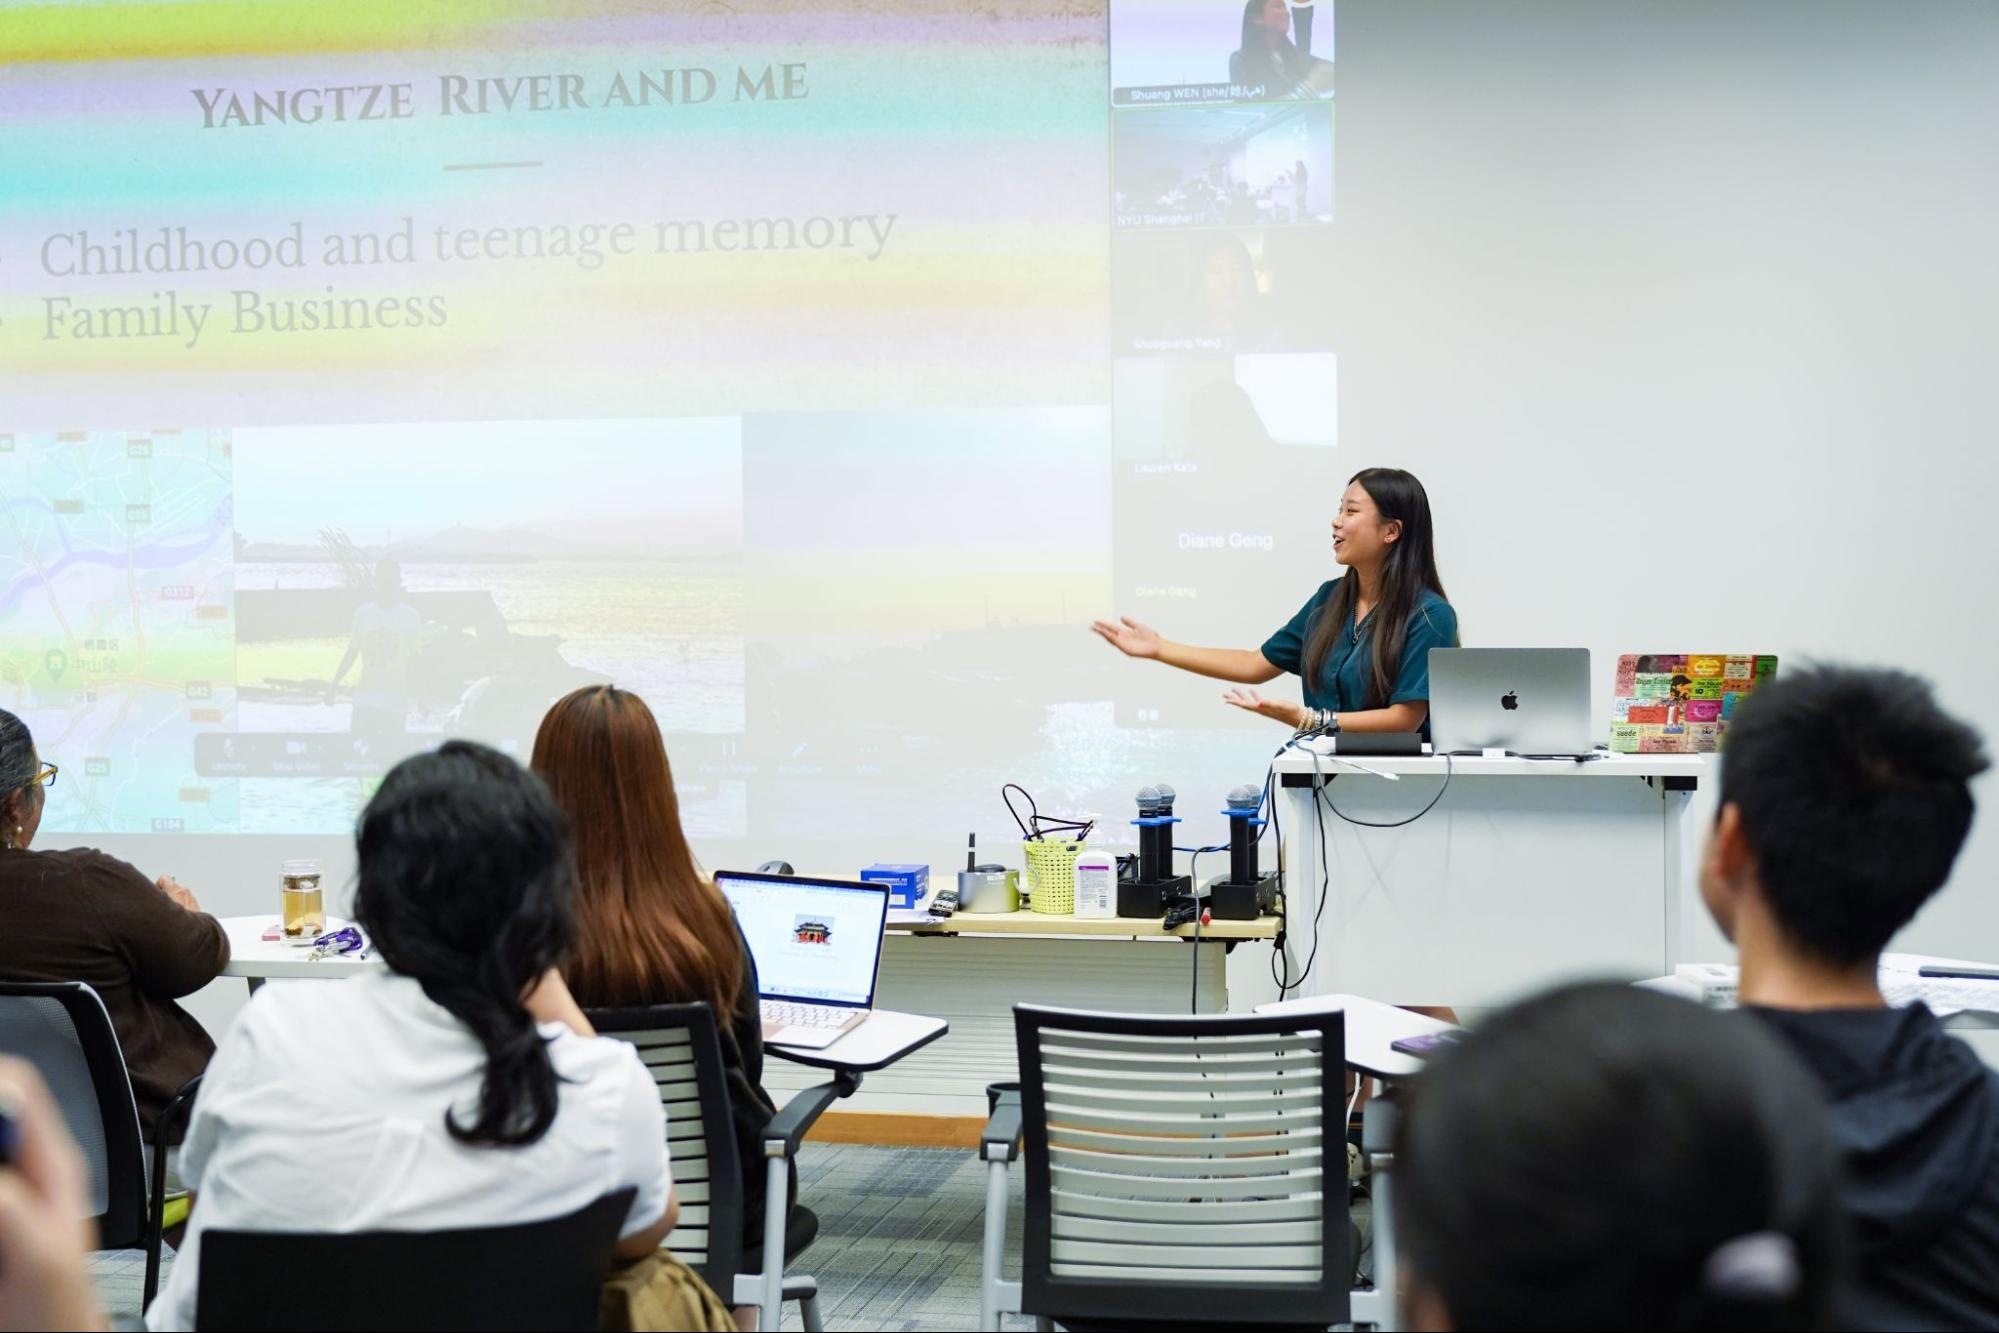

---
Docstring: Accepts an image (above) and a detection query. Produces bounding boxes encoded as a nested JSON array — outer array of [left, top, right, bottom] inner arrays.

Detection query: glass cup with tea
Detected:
[[281, 859, 324, 944]]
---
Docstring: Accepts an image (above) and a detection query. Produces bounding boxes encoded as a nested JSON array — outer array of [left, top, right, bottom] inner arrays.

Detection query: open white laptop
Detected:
[[716, 871, 890, 1049]]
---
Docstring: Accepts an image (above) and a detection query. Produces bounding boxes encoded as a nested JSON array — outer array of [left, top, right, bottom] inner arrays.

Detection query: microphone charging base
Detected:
[[1119, 874, 1191, 919], [1207, 872, 1281, 921]]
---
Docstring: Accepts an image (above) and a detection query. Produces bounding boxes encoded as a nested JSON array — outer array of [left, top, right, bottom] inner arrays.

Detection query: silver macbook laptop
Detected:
[[1429, 648, 1595, 756], [716, 871, 890, 1049]]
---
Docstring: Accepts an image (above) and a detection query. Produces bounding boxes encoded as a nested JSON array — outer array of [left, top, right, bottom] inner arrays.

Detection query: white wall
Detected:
[[1339, 0, 1999, 962]]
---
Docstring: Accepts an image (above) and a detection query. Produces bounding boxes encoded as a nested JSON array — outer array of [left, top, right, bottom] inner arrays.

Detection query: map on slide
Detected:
[[0, 430, 237, 833]]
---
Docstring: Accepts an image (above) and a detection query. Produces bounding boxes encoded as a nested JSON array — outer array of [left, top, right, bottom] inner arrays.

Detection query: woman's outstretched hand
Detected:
[[1223, 688, 1308, 730], [1091, 616, 1162, 659]]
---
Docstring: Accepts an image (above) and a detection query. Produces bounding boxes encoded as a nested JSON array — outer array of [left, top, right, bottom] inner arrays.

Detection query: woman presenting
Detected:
[[1095, 467, 1458, 736]]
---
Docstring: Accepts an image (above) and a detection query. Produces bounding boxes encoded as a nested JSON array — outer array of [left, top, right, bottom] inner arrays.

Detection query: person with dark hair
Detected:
[[0, 708, 227, 1139], [1169, 232, 1277, 352], [146, 742, 676, 1332], [1397, 982, 1845, 1331], [533, 685, 811, 1313], [1231, 0, 1327, 97], [1094, 468, 1458, 739], [1701, 664, 1999, 1329]]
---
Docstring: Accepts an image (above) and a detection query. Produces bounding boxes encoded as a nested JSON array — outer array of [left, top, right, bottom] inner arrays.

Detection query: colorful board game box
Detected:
[[1610, 654, 1778, 753]]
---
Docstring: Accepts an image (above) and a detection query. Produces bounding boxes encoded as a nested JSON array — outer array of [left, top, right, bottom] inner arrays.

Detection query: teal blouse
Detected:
[[1261, 582, 1459, 723]]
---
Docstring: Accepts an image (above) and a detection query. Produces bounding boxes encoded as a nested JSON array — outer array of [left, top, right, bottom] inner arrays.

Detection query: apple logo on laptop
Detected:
[[1500, 691, 1519, 711]]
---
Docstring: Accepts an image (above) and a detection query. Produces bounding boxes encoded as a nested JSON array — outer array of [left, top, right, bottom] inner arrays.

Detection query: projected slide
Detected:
[[1114, 103, 1334, 230], [1, 0, 1336, 865], [1111, 355, 1344, 726], [1112, 0, 1335, 105], [3, 1, 1108, 428], [220, 418, 744, 835], [0, 430, 236, 833], [1112, 228, 1335, 354], [1, 419, 746, 837]]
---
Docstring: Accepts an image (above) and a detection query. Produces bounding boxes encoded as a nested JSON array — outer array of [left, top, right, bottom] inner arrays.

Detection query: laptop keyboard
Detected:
[[762, 1000, 853, 1029]]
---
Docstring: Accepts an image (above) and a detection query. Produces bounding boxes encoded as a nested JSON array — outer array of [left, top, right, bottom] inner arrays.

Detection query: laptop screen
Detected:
[[715, 872, 890, 1009]]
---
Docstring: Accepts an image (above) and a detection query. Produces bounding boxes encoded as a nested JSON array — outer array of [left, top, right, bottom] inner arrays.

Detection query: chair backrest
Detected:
[[0, 981, 147, 1246], [1228, 48, 1246, 85], [1015, 1003, 1349, 1328], [586, 1002, 745, 1292], [194, 1187, 637, 1332]]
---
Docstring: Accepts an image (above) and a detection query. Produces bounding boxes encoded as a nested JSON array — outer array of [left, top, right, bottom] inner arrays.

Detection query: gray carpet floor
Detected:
[[91, 1142, 1033, 1331]]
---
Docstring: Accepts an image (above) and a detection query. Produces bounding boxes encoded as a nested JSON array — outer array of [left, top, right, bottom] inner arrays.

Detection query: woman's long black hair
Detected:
[[1301, 467, 1450, 709], [1397, 983, 1844, 1330], [1237, 0, 1298, 92], [353, 740, 579, 1148]]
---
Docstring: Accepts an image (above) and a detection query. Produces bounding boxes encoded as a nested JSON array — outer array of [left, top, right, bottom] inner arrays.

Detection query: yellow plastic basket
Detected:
[[1023, 838, 1084, 915]]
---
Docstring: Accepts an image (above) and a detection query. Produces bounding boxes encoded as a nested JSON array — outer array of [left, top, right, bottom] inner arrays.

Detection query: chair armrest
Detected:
[[158, 1073, 204, 1144], [152, 1073, 204, 1196], [763, 1081, 842, 1159], [145, 1070, 204, 1309], [982, 1091, 1023, 1163]]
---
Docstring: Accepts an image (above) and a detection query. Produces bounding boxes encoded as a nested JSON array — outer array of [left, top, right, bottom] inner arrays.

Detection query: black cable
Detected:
[[1314, 750, 1454, 829], [1002, 782, 1093, 843], [1001, 783, 1036, 841], [1264, 737, 1451, 995], [1264, 733, 1315, 996], [1187, 847, 1205, 1013], [1288, 759, 1333, 987]]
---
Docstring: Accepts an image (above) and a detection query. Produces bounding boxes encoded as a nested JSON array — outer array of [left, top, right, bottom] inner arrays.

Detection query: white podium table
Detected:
[[1261, 750, 1706, 1007]]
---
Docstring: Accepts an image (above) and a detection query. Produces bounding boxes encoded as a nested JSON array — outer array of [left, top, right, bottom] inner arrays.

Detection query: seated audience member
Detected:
[[0, 709, 227, 1139], [147, 742, 676, 1332], [1702, 664, 1999, 1329], [533, 686, 811, 1276], [1397, 982, 1843, 1332], [0, 1056, 103, 1333]]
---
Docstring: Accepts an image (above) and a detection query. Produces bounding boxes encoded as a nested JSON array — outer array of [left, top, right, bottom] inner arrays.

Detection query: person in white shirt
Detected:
[[147, 741, 677, 1332]]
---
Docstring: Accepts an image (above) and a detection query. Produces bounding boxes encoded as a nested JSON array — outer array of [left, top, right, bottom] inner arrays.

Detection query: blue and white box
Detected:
[[860, 863, 929, 910]]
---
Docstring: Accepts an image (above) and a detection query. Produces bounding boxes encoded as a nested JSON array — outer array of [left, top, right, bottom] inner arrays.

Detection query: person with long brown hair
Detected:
[[531, 685, 809, 1285]]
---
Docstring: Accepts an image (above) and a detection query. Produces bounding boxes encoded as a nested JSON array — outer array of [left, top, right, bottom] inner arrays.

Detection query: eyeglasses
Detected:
[[27, 763, 56, 790]]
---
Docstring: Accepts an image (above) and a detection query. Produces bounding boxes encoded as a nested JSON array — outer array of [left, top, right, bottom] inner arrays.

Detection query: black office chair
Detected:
[[980, 1003, 1351, 1331], [587, 1002, 825, 1330], [194, 1187, 637, 1332], [0, 980, 195, 1308]]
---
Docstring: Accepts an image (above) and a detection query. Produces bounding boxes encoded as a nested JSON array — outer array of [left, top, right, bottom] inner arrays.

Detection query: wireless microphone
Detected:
[[1209, 780, 1280, 921], [1133, 784, 1174, 885], [1127, 782, 1190, 918], [1224, 782, 1261, 887]]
